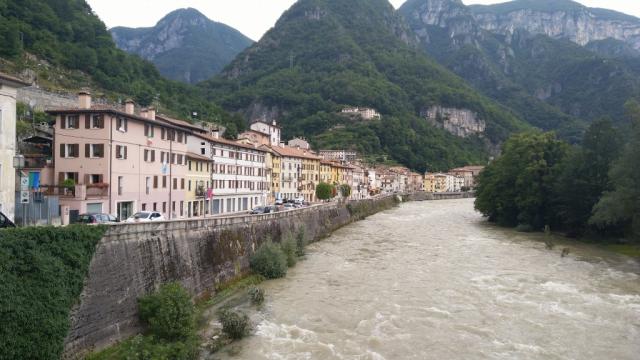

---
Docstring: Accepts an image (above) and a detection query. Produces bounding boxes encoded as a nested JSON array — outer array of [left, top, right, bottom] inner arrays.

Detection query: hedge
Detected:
[[0, 225, 106, 360]]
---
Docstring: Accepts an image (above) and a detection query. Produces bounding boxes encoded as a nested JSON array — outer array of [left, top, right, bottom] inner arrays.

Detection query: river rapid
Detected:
[[215, 199, 640, 360]]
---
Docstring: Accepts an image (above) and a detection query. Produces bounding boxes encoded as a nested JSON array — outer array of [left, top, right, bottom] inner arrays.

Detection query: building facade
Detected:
[[49, 95, 191, 221], [0, 73, 29, 221]]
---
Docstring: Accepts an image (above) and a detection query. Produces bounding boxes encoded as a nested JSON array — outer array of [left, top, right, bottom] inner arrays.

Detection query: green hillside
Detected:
[[0, 0, 243, 132], [201, 0, 530, 171]]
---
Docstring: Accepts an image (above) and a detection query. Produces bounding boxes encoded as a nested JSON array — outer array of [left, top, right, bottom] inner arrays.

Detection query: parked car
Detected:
[[251, 206, 268, 214], [125, 211, 165, 223], [275, 199, 284, 205], [283, 203, 296, 210], [0, 211, 16, 228], [76, 213, 119, 225]]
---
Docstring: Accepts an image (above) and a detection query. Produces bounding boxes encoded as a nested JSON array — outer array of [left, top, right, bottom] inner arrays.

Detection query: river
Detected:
[[215, 199, 640, 359]]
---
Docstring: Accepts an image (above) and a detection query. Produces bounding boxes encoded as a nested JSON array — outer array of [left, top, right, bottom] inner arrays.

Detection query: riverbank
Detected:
[[63, 195, 401, 358]]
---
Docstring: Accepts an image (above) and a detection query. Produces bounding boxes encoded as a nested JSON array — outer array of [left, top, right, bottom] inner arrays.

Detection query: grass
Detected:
[[602, 244, 640, 258]]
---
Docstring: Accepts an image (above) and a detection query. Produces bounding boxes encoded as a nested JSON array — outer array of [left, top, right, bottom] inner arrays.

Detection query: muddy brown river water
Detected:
[[214, 199, 640, 360]]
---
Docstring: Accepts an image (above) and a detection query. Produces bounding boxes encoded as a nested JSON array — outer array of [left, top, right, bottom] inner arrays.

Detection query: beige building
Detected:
[[0, 73, 29, 221]]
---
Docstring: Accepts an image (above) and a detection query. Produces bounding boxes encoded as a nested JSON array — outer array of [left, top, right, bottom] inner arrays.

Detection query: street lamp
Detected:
[[13, 154, 25, 170]]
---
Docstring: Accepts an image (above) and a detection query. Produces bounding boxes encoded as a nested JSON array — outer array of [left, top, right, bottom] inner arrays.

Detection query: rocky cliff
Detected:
[[469, 0, 640, 50], [111, 8, 253, 84], [423, 106, 486, 138]]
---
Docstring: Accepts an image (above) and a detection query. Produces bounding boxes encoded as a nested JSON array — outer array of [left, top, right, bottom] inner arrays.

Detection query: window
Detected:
[[89, 114, 104, 129], [188, 180, 192, 191], [145, 177, 151, 195], [180, 201, 184, 216], [62, 115, 80, 129], [188, 161, 192, 171], [144, 124, 154, 138], [162, 176, 167, 188], [162, 202, 167, 213], [142, 203, 147, 211], [171, 153, 176, 164], [88, 174, 102, 184], [161, 128, 166, 140], [86, 144, 104, 158], [115, 145, 127, 159], [201, 148, 206, 155], [177, 132, 183, 143], [181, 178, 185, 190], [177, 154, 183, 165], [153, 176, 158, 189], [116, 117, 128, 132], [173, 178, 177, 190], [153, 203, 157, 211], [60, 144, 80, 158], [118, 176, 123, 196]]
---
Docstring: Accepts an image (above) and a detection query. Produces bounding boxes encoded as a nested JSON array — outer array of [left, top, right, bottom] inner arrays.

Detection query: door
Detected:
[[117, 202, 133, 221]]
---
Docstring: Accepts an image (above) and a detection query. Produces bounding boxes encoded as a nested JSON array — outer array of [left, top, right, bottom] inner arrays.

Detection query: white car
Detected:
[[125, 211, 165, 223]]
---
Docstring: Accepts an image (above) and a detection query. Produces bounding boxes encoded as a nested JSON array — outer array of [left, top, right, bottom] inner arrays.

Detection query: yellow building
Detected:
[[186, 153, 213, 218], [320, 161, 333, 183], [264, 147, 281, 204], [424, 174, 435, 193], [270, 146, 322, 203], [301, 156, 321, 202]]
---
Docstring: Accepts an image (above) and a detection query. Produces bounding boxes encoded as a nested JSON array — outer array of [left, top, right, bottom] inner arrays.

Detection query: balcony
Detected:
[[195, 186, 206, 197], [40, 183, 109, 199]]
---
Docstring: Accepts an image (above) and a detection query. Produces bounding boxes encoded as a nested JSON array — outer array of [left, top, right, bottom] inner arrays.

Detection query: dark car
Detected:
[[251, 206, 279, 215], [76, 213, 119, 225], [0, 211, 16, 228]]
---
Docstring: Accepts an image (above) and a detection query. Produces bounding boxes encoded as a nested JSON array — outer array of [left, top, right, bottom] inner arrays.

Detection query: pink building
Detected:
[[48, 92, 192, 221]]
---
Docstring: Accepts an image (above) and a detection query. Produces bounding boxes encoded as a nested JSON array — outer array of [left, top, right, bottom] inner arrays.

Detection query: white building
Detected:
[[188, 133, 269, 215], [319, 149, 358, 162], [341, 107, 381, 120], [250, 120, 281, 147], [0, 73, 29, 221]]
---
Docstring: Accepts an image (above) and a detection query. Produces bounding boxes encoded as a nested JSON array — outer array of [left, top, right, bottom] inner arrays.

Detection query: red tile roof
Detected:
[[269, 145, 322, 160]]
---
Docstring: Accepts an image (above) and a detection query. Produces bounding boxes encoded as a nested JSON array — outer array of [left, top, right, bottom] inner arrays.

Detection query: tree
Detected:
[[339, 184, 352, 198], [316, 182, 334, 201], [138, 282, 195, 341], [554, 118, 622, 236], [590, 101, 640, 240], [475, 132, 569, 229]]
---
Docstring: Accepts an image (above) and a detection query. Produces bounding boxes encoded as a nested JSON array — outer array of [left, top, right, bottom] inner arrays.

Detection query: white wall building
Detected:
[[319, 149, 358, 162], [0, 73, 29, 221], [188, 133, 269, 215], [250, 120, 281, 147], [341, 107, 381, 120]]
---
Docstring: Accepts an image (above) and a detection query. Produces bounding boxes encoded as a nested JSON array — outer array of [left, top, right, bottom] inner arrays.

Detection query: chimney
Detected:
[[147, 107, 156, 120], [78, 90, 91, 109], [140, 108, 148, 118], [212, 129, 220, 139], [272, 120, 277, 126], [124, 99, 135, 115]]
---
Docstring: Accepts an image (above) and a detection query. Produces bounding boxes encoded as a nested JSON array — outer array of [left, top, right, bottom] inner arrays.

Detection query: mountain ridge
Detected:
[[111, 8, 253, 84]]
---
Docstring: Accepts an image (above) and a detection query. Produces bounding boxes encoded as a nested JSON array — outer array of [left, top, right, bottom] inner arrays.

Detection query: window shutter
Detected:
[[144, 150, 148, 162], [61, 116, 66, 129], [98, 144, 104, 158], [74, 144, 80, 157], [85, 114, 90, 129], [84, 174, 90, 185], [124, 146, 128, 159], [124, 119, 128, 132], [85, 144, 90, 158], [161, 128, 165, 140], [151, 150, 156, 162], [98, 115, 104, 129], [60, 144, 66, 158], [58, 172, 65, 186]]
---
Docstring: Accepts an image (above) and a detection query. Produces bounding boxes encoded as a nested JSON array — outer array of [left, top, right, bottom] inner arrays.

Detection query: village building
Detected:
[[0, 73, 29, 221], [341, 107, 381, 120], [48, 94, 191, 222], [270, 146, 321, 203], [319, 149, 358, 163], [188, 132, 269, 215], [287, 137, 311, 150], [185, 153, 213, 218]]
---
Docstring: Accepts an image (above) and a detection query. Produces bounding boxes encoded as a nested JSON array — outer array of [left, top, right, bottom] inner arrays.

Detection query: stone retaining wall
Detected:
[[63, 196, 399, 358]]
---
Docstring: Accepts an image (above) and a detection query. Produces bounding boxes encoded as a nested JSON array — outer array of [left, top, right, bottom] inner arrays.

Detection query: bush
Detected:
[[296, 227, 307, 257], [280, 236, 298, 267], [316, 182, 334, 201], [0, 225, 106, 360], [219, 309, 250, 340], [87, 334, 198, 360], [339, 184, 352, 198], [250, 241, 288, 279], [138, 283, 195, 341], [248, 286, 265, 306]]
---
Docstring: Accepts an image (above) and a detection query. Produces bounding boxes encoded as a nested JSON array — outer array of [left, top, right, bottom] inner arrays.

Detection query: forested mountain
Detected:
[[399, 0, 640, 137], [201, 0, 531, 171], [0, 0, 243, 132], [111, 8, 253, 84]]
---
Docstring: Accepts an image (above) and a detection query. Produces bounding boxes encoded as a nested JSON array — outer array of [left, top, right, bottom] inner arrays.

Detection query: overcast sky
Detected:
[[86, 0, 640, 41]]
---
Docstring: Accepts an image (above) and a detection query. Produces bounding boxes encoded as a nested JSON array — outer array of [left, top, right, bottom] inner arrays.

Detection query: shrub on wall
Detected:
[[138, 282, 195, 341], [280, 236, 298, 267], [250, 241, 288, 279], [0, 225, 106, 360]]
